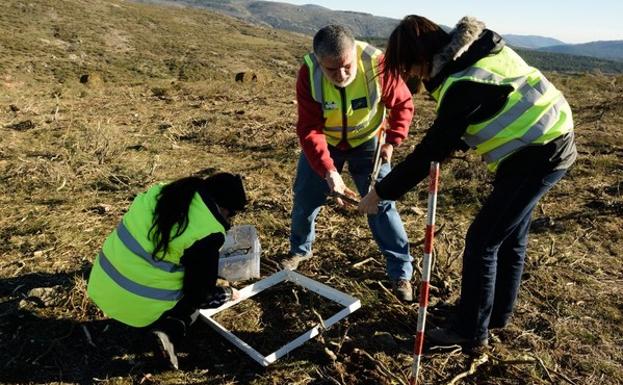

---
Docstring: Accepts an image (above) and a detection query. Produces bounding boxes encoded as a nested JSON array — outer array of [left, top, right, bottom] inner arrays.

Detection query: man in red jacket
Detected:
[[283, 25, 416, 301]]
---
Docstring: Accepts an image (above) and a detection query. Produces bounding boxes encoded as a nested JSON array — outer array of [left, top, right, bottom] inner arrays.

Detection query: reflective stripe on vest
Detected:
[[482, 97, 567, 163], [87, 184, 226, 327], [461, 76, 553, 148], [97, 250, 183, 301], [432, 46, 572, 169], [304, 41, 385, 147], [311, 44, 381, 133], [116, 221, 184, 273], [307, 44, 381, 108]]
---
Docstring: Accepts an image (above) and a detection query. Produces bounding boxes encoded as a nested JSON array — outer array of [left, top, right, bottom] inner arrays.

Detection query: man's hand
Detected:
[[325, 170, 357, 206], [358, 188, 381, 215], [380, 143, 393, 164], [230, 288, 240, 301]]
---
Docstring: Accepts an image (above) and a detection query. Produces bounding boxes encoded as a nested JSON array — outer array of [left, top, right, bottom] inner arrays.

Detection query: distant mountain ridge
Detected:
[[141, 0, 400, 37], [145, 0, 548, 42], [538, 40, 623, 62], [502, 34, 566, 49], [140, 0, 623, 71]]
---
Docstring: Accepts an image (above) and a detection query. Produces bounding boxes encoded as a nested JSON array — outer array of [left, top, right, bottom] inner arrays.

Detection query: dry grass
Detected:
[[1, 1, 622, 384]]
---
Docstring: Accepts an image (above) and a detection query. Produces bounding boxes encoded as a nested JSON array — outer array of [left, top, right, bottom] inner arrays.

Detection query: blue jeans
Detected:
[[290, 138, 413, 281], [454, 167, 567, 340]]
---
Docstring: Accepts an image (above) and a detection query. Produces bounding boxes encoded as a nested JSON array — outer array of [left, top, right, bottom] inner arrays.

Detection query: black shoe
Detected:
[[280, 253, 313, 270], [391, 279, 413, 302], [429, 301, 457, 317], [426, 327, 488, 349], [150, 316, 186, 370], [488, 319, 509, 329], [152, 330, 179, 369]]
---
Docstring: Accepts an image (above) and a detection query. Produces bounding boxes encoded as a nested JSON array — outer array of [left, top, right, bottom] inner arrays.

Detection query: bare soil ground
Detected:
[[1, 1, 622, 384]]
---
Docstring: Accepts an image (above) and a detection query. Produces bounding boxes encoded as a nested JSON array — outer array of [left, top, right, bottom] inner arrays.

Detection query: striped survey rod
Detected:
[[410, 161, 440, 385]]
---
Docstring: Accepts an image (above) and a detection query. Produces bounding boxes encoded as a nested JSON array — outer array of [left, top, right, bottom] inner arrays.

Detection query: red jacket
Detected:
[[296, 55, 414, 177]]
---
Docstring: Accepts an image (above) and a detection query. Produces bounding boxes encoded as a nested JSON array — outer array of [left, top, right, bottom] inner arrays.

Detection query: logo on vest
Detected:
[[323, 101, 337, 110], [351, 97, 368, 110]]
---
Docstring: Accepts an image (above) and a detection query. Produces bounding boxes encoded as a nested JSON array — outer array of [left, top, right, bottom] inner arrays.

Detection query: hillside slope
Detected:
[[539, 40, 623, 62], [141, 0, 400, 37], [0, 0, 309, 85], [141, 0, 623, 73], [1, 1, 622, 385], [514, 47, 623, 73]]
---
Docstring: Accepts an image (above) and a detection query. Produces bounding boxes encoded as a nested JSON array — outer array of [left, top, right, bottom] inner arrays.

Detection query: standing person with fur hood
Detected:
[[358, 16, 576, 348]]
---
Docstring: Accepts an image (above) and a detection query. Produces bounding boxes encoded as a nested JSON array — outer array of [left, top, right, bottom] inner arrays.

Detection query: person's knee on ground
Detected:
[[149, 315, 188, 369]]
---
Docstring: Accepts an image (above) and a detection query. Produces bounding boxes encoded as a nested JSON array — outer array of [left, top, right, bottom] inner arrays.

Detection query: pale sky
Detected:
[[269, 0, 623, 44]]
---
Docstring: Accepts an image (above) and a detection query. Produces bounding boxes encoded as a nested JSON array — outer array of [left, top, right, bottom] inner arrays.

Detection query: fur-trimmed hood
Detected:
[[430, 16, 486, 79]]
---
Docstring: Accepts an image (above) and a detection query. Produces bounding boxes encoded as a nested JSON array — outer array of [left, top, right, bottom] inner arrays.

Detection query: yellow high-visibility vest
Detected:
[[431, 46, 573, 171], [303, 41, 385, 148], [87, 184, 225, 327]]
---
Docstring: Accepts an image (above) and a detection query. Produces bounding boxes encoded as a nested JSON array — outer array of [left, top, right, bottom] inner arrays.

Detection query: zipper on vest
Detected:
[[339, 87, 348, 148]]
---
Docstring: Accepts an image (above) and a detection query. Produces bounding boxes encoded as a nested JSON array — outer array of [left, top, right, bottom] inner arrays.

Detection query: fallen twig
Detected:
[[314, 367, 342, 385], [312, 308, 326, 330], [489, 354, 577, 385], [82, 325, 96, 347], [445, 353, 489, 385], [435, 346, 463, 372], [352, 257, 375, 268], [530, 354, 578, 385], [333, 326, 350, 354], [53, 94, 60, 121], [377, 281, 406, 309], [531, 354, 555, 383], [291, 287, 300, 305], [376, 282, 417, 321], [411, 223, 446, 248], [354, 348, 409, 385], [489, 355, 537, 366], [56, 177, 67, 191], [261, 256, 281, 273], [35, 325, 75, 365]]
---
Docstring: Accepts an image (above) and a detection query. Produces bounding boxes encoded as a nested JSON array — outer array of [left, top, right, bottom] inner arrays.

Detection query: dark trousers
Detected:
[[149, 286, 229, 341], [149, 297, 199, 343], [290, 137, 413, 280], [455, 167, 567, 340]]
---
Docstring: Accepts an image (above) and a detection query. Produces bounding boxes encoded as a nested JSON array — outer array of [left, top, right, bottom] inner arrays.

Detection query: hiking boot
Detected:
[[150, 316, 186, 370], [391, 279, 413, 302], [152, 330, 179, 370], [280, 253, 313, 270], [488, 315, 510, 329], [426, 327, 488, 349]]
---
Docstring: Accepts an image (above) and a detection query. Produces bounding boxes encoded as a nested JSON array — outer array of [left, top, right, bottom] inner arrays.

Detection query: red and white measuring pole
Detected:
[[410, 161, 440, 385]]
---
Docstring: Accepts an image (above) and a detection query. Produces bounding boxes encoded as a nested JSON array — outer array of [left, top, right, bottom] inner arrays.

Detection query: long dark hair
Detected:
[[384, 15, 450, 82], [149, 176, 204, 259]]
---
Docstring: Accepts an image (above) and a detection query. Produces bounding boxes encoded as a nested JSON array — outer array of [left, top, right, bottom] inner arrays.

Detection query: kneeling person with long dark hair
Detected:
[[87, 173, 247, 369]]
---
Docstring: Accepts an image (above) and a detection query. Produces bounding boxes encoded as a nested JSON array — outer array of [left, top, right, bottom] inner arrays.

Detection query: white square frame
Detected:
[[199, 269, 361, 366]]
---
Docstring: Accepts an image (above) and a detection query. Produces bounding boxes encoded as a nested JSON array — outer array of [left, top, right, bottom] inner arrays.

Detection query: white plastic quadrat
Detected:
[[199, 269, 361, 366]]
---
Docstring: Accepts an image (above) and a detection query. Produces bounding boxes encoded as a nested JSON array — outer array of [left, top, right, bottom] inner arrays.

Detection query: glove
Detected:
[[201, 286, 234, 308]]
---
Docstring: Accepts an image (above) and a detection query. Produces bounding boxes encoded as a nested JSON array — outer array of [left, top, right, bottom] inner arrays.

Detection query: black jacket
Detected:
[[375, 30, 576, 201], [178, 188, 233, 309]]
